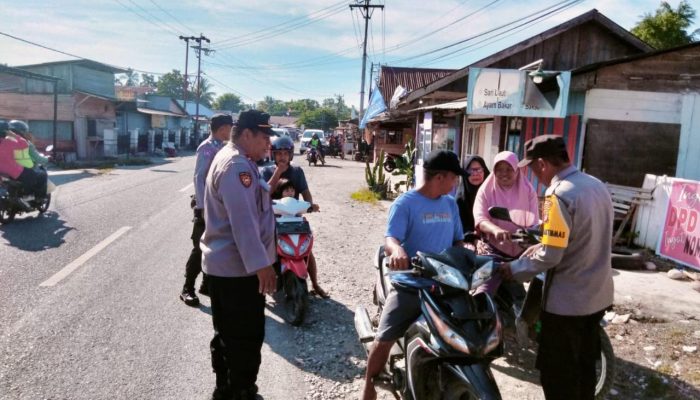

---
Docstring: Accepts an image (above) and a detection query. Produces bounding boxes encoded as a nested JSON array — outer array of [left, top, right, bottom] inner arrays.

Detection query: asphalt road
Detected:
[[0, 155, 319, 400], [1, 151, 553, 400]]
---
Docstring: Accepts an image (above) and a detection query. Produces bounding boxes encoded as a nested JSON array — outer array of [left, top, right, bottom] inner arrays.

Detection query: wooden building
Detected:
[[572, 42, 700, 185], [381, 9, 652, 188], [0, 60, 125, 159]]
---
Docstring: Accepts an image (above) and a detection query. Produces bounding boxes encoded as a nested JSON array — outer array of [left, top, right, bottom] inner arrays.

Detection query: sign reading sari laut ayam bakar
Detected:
[[658, 179, 700, 271]]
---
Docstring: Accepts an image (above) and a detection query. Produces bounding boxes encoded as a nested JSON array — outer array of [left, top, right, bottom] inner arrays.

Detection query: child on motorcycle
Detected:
[[271, 178, 297, 201]]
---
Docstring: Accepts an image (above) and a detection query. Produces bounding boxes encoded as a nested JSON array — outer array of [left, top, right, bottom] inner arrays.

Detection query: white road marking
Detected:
[[178, 183, 194, 193], [39, 226, 132, 287]]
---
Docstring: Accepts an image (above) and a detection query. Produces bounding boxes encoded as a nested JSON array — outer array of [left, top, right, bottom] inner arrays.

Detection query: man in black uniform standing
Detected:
[[180, 113, 231, 306]]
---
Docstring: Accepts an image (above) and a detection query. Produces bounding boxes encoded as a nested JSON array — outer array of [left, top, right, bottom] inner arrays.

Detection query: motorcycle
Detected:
[[306, 146, 325, 166], [0, 145, 55, 224], [383, 153, 400, 173], [486, 206, 616, 399], [355, 245, 504, 399], [0, 168, 52, 224], [272, 197, 314, 326]]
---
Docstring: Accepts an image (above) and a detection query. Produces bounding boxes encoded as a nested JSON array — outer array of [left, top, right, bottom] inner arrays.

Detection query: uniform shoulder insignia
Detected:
[[239, 172, 252, 188]]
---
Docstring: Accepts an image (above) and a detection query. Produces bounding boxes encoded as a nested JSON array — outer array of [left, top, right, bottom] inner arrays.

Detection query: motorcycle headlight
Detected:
[[278, 239, 296, 256], [471, 261, 495, 289], [427, 259, 469, 291], [298, 236, 312, 254], [425, 302, 471, 355]]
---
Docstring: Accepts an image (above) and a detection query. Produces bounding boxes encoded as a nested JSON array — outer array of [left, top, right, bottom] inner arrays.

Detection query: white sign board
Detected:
[[467, 67, 571, 118]]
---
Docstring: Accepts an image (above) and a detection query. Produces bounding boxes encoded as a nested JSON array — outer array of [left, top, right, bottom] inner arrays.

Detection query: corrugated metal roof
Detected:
[[408, 99, 467, 113], [378, 66, 456, 107]]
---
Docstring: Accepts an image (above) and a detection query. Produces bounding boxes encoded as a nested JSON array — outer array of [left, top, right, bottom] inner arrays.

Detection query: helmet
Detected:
[[271, 135, 294, 161], [0, 120, 8, 139], [8, 120, 29, 137]]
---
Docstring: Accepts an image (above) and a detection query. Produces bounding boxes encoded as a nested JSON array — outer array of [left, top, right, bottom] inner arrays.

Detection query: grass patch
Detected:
[[351, 188, 380, 204]]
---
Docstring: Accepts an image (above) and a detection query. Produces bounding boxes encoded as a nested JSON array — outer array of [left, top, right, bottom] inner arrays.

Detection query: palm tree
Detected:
[[194, 77, 215, 107]]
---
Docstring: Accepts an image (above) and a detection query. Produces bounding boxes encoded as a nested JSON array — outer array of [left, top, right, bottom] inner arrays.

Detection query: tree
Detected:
[[193, 77, 215, 107], [117, 68, 140, 86], [297, 108, 338, 132], [631, 1, 699, 49], [213, 93, 244, 113], [156, 69, 185, 99], [257, 96, 287, 116], [285, 98, 319, 116], [141, 74, 157, 88]]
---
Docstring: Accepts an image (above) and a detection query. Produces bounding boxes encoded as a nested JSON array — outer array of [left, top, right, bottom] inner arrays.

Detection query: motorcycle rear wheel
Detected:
[[0, 206, 16, 224], [283, 271, 308, 326], [37, 194, 51, 214], [383, 159, 396, 173]]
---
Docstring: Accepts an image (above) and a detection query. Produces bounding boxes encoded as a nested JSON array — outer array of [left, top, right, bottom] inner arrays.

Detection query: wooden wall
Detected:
[[583, 119, 680, 187], [573, 44, 700, 93], [0, 93, 74, 121], [487, 22, 645, 72]]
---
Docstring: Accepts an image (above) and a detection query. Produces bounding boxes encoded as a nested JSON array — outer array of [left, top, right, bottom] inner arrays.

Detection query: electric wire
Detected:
[[148, 0, 197, 35], [387, 0, 581, 65], [214, 0, 347, 46], [420, 0, 582, 67], [213, 4, 347, 50]]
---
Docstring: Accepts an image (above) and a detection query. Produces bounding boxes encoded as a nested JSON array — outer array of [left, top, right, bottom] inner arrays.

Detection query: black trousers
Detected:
[[208, 275, 265, 392], [17, 167, 47, 198], [184, 214, 206, 290], [536, 309, 605, 400]]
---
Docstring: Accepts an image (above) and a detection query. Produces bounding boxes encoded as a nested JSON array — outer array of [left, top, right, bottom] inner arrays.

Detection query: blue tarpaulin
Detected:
[[359, 85, 387, 129]]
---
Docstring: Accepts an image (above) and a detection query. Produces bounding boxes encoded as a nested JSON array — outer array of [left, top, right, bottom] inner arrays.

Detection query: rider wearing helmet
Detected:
[[0, 120, 48, 200], [8, 120, 49, 165], [309, 133, 325, 163], [261, 135, 328, 298]]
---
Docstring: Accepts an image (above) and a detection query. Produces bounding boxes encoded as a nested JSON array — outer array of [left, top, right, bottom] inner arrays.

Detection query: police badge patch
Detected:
[[239, 172, 252, 188]]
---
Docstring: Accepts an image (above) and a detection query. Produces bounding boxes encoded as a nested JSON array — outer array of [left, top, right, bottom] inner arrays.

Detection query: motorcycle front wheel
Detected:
[[283, 271, 308, 326], [595, 326, 615, 400], [383, 158, 396, 173]]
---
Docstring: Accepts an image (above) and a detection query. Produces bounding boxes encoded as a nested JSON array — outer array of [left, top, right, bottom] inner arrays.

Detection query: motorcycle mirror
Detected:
[[488, 206, 512, 223], [46, 145, 54, 152]]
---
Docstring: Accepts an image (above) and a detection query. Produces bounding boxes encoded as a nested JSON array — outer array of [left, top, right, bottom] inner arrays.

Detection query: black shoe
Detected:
[[199, 282, 209, 296], [179, 288, 200, 307], [232, 385, 261, 400]]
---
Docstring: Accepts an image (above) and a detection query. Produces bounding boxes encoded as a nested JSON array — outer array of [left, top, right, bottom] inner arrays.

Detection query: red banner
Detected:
[[658, 179, 700, 270]]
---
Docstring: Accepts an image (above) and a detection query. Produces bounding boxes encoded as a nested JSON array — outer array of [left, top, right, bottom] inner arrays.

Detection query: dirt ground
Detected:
[[290, 155, 700, 399]]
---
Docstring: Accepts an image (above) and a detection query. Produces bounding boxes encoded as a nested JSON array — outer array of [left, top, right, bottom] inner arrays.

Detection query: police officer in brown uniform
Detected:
[[201, 110, 277, 400]]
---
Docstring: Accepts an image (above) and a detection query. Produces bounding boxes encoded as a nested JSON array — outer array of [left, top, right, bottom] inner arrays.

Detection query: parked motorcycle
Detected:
[[383, 153, 400, 173], [355, 245, 504, 399], [487, 206, 616, 399], [272, 197, 315, 326]]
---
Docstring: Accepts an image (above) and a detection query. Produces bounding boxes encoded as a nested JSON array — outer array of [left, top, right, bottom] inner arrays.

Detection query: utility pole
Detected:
[[192, 34, 210, 146], [178, 35, 196, 111], [350, 0, 383, 120]]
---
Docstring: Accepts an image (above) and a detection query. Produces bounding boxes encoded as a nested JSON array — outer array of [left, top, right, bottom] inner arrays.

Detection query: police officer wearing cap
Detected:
[[498, 135, 614, 400], [179, 113, 232, 307], [201, 109, 277, 400], [362, 150, 467, 400]]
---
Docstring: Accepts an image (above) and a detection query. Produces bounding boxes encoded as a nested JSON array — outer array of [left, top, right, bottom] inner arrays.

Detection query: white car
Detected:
[[299, 129, 326, 154], [272, 128, 290, 137]]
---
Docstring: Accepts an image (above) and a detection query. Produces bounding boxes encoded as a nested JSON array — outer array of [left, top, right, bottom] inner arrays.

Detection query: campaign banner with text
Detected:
[[657, 179, 700, 271]]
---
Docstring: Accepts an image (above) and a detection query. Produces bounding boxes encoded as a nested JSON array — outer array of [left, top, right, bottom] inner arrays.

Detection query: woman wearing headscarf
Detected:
[[455, 155, 489, 234], [473, 151, 539, 258]]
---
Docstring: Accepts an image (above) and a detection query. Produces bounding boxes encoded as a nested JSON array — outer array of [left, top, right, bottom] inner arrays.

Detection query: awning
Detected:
[[408, 99, 467, 113], [137, 107, 187, 117]]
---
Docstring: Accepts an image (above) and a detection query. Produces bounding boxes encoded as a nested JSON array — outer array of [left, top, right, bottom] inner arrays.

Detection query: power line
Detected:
[[388, 0, 581, 65], [149, 0, 197, 35], [0, 30, 166, 76], [213, 3, 347, 50], [420, 0, 582, 67], [214, 0, 347, 46], [112, 0, 183, 37]]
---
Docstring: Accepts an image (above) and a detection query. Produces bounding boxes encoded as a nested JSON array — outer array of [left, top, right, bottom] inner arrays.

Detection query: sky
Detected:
[[1, 0, 698, 109]]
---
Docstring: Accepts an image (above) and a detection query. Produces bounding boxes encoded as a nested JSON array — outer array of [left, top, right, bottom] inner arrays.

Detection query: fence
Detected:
[[632, 174, 674, 250]]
